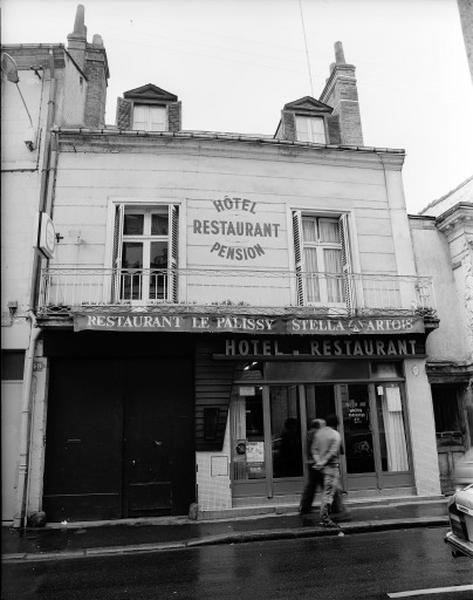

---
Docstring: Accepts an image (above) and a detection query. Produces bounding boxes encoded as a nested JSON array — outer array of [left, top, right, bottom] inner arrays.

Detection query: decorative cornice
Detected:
[[283, 96, 333, 114], [435, 202, 473, 232], [123, 83, 177, 103], [53, 127, 405, 167]]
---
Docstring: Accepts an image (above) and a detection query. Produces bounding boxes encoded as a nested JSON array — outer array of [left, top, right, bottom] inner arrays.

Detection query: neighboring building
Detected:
[[1, 5, 109, 526], [457, 0, 473, 83], [3, 6, 444, 526], [410, 177, 473, 493]]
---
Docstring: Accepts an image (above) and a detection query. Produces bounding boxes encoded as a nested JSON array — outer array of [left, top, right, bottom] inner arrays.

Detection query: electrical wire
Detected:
[[298, 0, 314, 97]]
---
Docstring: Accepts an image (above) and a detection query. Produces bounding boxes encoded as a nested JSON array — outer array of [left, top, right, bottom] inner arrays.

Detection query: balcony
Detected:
[[38, 267, 435, 317]]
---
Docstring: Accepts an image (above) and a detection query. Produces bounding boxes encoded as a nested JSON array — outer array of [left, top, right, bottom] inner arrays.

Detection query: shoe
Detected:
[[319, 518, 338, 528]]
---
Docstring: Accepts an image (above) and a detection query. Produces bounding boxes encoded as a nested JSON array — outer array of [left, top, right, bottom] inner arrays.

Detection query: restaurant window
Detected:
[[292, 212, 352, 307], [112, 204, 179, 303], [295, 116, 326, 143], [1, 350, 25, 380], [132, 105, 167, 131], [431, 384, 464, 447], [375, 383, 409, 472]]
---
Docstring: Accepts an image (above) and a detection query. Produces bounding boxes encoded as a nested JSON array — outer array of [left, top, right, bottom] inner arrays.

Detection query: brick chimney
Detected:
[[319, 41, 363, 146], [67, 5, 109, 128], [84, 33, 109, 128], [67, 4, 87, 70]]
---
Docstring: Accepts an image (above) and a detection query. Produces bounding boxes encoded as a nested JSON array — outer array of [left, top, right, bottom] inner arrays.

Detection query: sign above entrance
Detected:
[[73, 312, 425, 335], [222, 337, 424, 359]]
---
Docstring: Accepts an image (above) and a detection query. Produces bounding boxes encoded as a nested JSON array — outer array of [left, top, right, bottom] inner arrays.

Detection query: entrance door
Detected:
[[231, 385, 305, 499], [43, 359, 124, 521], [339, 383, 411, 490], [44, 357, 194, 521], [123, 358, 194, 517], [339, 384, 377, 489]]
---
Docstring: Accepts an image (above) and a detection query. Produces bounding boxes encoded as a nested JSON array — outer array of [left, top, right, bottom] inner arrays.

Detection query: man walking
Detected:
[[299, 418, 325, 515], [312, 414, 342, 527]]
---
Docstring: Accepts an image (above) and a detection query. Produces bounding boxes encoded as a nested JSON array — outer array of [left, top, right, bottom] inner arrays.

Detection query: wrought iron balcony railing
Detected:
[[37, 267, 435, 316]]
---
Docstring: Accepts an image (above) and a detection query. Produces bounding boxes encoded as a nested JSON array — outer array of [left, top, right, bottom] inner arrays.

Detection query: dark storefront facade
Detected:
[[38, 312, 434, 521]]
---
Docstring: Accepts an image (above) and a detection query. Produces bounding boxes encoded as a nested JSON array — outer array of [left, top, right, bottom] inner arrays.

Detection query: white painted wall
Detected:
[[51, 140, 413, 310], [410, 216, 471, 361], [1, 382, 22, 523], [196, 422, 232, 512]]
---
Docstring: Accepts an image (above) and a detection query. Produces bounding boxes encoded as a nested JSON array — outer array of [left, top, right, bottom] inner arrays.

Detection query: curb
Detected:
[[2, 517, 448, 564]]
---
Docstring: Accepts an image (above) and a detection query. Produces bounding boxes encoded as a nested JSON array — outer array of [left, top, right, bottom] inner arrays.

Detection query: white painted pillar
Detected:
[[404, 357, 441, 496], [26, 340, 49, 516]]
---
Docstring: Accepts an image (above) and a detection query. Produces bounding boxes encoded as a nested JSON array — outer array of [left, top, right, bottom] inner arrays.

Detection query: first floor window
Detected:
[[112, 204, 178, 303], [292, 212, 352, 306]]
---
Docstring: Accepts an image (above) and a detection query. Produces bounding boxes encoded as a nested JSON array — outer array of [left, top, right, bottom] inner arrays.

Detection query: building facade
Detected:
[[410, 177, 473, 493], [1, 11, 109, 525], [2, 7, 444, 525]]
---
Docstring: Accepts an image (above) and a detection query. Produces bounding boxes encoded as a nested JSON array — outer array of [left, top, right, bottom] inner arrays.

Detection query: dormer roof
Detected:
[[123, 83, 178, 103], [283, 96, 333, 115]]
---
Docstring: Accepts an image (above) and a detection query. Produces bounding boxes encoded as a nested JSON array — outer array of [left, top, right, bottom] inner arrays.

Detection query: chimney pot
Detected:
[[69, 4, 87, 39], [92, 34, 104, 47], [334, 41, 345, 64]]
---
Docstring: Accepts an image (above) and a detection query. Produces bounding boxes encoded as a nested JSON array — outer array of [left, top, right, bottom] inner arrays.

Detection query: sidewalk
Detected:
[[2, 498, 449, 563]]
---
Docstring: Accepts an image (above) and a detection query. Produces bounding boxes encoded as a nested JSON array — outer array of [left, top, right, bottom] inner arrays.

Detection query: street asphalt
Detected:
[[2, 498, 449, 563]]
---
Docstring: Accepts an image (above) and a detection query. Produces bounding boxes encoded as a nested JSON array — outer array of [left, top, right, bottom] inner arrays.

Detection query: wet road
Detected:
[[2, 528, 472, 600]]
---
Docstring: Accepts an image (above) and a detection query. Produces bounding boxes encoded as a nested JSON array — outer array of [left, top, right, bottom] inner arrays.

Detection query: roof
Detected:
[[123, 83, 178, 103], [419, 175, 473, 217], [283, 96, 333, 114], [53, 126, 405, 156]]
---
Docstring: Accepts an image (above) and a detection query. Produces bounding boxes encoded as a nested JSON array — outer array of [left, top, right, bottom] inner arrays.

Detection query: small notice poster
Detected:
[[386, 387, 402, 412], [246, 441, 264, 463]]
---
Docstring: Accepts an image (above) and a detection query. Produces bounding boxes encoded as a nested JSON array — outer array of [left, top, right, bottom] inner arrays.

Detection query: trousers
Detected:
[[320, 465, 340, 520]]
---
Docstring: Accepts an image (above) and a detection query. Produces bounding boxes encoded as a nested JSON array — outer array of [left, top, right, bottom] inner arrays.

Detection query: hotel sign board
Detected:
[[73, 312, 425, 336]]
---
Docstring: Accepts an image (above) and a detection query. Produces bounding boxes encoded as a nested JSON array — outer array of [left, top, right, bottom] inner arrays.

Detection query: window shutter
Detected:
[[292, 210, 304, 306], [111, 204, 124, 302], [339, 213, 354, 315], [327, 115, 341, 145], [168, 205, 179, 302], [116, 98, 132, 130]]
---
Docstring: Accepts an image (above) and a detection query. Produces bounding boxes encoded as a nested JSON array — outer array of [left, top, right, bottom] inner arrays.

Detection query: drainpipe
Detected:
[[30, 46, 57, 310], [13, 311, 42, 529], [13, 46, 57, 529]]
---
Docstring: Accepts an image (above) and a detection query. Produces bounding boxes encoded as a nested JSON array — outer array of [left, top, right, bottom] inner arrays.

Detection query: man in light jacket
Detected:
[[311, 413, 342, 527]]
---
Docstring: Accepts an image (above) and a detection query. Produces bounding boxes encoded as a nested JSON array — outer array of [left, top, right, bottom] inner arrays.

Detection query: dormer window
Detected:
[[295, 116, 326, 143], [118, 84, 180, 132], [132, 105, 167, 132]]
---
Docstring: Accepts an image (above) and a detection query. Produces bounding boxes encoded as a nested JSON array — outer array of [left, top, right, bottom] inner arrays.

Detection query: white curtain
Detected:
[[319, 218, 340, 242], [381, 387, 409, 471], [303, 247, 320, 302], [324, 248, 343, 302]]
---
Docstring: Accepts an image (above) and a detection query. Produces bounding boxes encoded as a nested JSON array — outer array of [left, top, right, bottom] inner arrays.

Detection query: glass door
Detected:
[[339, 384, 377, 489], [230, 384, 306, 499], [338, 382, 411, 490], [375, 382, 411, 487], [230, 386, 269, 499], [270, 385, 305, 497]]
